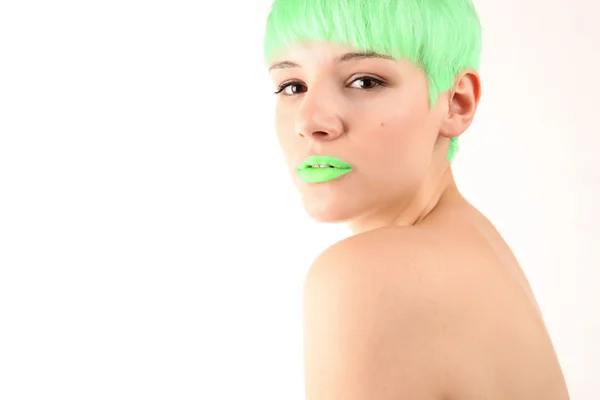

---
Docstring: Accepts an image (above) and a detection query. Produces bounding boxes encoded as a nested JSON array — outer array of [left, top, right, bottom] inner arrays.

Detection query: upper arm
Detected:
[[302, 233, 458, 400]]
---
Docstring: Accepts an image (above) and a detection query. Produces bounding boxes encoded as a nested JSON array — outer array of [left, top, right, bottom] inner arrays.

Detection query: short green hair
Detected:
[[263, 0, 482, 162]]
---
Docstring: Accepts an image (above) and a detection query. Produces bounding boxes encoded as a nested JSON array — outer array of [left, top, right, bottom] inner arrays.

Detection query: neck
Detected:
[[346, 164, 461, 235]]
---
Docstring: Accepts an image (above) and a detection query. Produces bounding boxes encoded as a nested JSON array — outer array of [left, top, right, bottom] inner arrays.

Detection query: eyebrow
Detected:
[[268, 51, 394, 71]]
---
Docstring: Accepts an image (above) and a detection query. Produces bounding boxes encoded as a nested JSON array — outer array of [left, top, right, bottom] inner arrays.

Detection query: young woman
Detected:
[[263, 0, 570, 398]]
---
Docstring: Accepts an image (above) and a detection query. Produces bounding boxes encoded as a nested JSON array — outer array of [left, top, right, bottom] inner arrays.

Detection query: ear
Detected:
[[439, 69, 481, 139]]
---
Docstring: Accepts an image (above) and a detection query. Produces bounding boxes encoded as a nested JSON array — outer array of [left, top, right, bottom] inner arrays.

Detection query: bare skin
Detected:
[[269, 41, 570, 399], [404, 178, 568, 398]]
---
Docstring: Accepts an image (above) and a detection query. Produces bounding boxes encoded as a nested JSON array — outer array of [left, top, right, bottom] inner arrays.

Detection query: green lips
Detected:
[[296, 155, 352, 183]]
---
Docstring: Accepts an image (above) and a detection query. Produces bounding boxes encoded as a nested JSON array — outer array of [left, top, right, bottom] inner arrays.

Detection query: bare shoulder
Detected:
[[305, 225, 436, 283], [305, 225, 476, 303], [303, 226, 570, 399], [302, 227, 468, 399]]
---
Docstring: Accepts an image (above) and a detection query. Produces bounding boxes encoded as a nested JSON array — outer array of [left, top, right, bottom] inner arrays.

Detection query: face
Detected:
[[268, 41, 451, 223]]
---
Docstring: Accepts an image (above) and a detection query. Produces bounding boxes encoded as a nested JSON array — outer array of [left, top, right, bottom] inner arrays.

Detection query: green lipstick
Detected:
[[296, 155, 352, 183]]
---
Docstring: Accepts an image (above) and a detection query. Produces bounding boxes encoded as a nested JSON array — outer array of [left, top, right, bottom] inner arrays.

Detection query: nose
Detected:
[[294, 92, 344, 142]]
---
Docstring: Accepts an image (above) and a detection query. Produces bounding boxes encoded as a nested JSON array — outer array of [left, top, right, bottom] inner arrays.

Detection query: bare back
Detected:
[[415, 196, 570, 399]]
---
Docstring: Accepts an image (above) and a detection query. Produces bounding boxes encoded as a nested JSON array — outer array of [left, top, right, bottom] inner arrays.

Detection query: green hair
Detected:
[[263, 0, 482, 162]]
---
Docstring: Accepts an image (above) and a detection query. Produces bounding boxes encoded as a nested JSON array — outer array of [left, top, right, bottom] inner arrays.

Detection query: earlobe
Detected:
[[439, 70, 481, 139]]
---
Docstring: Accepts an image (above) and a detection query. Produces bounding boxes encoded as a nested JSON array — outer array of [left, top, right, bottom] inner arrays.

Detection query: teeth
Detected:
[[311, 164, 333, 168]]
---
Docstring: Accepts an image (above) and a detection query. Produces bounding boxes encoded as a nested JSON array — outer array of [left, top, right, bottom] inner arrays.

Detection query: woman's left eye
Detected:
[[349, 76, 385, 89]]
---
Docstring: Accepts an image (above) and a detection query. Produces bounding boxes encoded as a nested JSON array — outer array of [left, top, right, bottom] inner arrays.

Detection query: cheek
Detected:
[[358, 90, 430, 146], [354, 106, 434, 187], [366, 112, 430, 160], [274, 109, 299, 168]]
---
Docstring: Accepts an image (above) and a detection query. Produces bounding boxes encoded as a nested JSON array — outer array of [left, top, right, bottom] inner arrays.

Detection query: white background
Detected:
[[0, 0, 597, 398]]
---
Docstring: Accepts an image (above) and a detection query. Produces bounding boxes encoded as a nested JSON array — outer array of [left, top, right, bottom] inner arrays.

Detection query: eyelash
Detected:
[[273, 76, 386, 96]]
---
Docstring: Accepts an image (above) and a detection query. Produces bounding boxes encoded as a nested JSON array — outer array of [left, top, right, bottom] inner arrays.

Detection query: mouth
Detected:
[[305, 164, 340, 169], [296, 155, 352, 183], [297, 155, 352, 170]]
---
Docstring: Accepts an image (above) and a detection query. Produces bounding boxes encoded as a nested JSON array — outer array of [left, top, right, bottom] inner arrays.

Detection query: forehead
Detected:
[[269, 41, 397, 70], [267, 42, 425, 81]]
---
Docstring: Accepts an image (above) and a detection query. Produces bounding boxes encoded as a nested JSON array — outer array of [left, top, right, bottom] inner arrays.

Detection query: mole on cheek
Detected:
[[380, 122, 385, 127]]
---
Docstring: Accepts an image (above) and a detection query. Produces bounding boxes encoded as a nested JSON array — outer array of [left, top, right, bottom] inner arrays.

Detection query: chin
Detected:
[[300, 195, 358, 224], [294, 173, 365, 223]]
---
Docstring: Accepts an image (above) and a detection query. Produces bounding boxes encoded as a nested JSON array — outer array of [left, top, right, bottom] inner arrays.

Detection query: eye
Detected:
[[349, 76, 385, 90], [273, 76, 385, 97], [274, 81, 306, 96]]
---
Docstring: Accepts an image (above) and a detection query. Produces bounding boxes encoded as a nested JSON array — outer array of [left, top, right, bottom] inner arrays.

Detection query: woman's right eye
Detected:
[[274, 82, 306, 96]]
